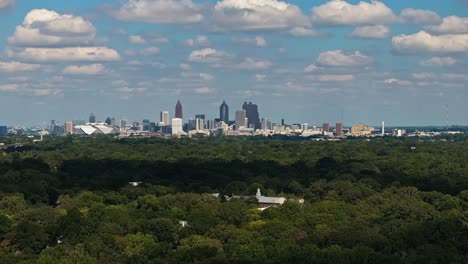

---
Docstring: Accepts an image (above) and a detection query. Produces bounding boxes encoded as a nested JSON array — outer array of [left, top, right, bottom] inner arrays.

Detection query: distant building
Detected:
[[105, 117, 112, 125], [175, 100, 183, 119], [255, 189, 286, 210], [336, 123, 343, 137], [74, 124, 119, 135], [323, 123, 330, 133], [0, 126, 7, 136], [195, 118, 204, 131], [111, 117, 116, 126], [65, 121, 74, 135], [160, 111, 170, 126], [301, 123, 308, 131], [172, 118, 183, 135], [235, 110, 247, 130], [89, 113, 96, 123], [351, 123, 375, 136], [242, 102, 261, 130], [220, 101, 229, 124]]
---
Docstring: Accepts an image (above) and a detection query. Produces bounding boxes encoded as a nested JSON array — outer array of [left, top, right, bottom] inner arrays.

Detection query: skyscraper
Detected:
[[336, 123, 343, 137], [220, 101, 229, 123], [65, 121, 74, 135], [89, 113, 96, 123], [195, 114, 205, 130], [105, 117, 112, 125], [242, 102, 261, 130], [175, 100, 183, 119], [235, 110, 247, 130], [323, 123, 330, 133], [160, 111, 170, 125], [172, 118, 183, 135]]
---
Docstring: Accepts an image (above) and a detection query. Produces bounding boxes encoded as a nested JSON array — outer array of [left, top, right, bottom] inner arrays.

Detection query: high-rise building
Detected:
[[301, 123, 308, 131], [235, 110, 247, 130], [336, 123, 343, 137], [105, 117, 112, 125], [89, 113, 96, 123], [323, 123, 330, 133], [220, 101, 229, 123], [242, 102, 261, 130], [65, 121, 74, 135], [0, 126, 7, 136], [160, 111, 170, 126], [172, 118, 183, 135], [195, 114, 205, 131], [175, 100, 183, 119]]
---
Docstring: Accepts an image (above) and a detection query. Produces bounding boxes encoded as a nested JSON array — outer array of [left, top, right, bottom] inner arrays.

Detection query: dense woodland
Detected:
[[0, 136, 467, 263]]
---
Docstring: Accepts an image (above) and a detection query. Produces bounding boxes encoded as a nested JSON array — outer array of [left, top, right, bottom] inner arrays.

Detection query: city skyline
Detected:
[[0, 0, 466, 126]]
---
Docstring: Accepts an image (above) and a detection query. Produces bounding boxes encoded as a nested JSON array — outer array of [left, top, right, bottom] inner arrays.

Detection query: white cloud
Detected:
[[8, 9, 96, 47], [113, 0, 203, 24], [288, 27, 322, 37], [384, 78, 412, 86], [232, 36, 267, 47], [213, 0, 309, 31], [255, 74, 266, 81], [184, 35, 210, 47], [237, 58, 272, 70], [317, 50, 372, 67], [420, 57, 457, 67], [400, 8, 441, 25], [180, 63, 192, 71], [63, 64, 106, 75], [425, 16, 468, 34], [304, 64, 319, 73], [392, 31, 468, 54], [0, 84, 18, 92], [129, 35, 146, 44], [192, 87, 217, 94], [0, 61, 40, 72], [199, 73, 214, 81], [349, 25, 390, 39], [140, 46, 160, 55], [0, 0, 14, 10], [316, 74, 355, 82], [188, 48, 229, 63], [311, 0, 397, 26], [7, 47, 120, 62]]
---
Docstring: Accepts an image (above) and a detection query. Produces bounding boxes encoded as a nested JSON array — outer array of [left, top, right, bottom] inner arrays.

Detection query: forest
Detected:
[[0, 136, 467, 263]]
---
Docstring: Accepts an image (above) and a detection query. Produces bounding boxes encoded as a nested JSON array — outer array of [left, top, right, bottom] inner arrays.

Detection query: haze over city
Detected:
[[0, 0, 467, 126]]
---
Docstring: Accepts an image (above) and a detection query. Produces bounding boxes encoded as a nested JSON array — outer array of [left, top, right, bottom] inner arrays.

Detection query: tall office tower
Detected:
[[382, 121, 385, 136], [261, 118, 269, 130], [235, 110, 247, 130], [220, 101, 229, 123], [64, 121, 74, 135], [281, 118, 285, 126], [301, 123, 308, 131], [172, 118, 183, 135], [323, 123, 330, 133], [160, 111, 170, 126], [175, 100, 183, 119], [195, 114, 205, 131], [89, 113, 96, 123], [242, 102, 261, 130], [105, 117, 112, 125], [336, 123, 343, 137]]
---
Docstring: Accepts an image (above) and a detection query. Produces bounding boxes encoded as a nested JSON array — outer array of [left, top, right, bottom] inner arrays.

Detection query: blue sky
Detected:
[[0, 0, 467, 127]]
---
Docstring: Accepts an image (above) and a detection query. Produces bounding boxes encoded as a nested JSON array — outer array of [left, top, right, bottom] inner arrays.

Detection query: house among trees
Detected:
[[255, 188, 286, 210]]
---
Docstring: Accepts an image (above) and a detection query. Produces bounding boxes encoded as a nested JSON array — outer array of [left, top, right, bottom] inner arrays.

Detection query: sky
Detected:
[[0, 0, 467, 127]]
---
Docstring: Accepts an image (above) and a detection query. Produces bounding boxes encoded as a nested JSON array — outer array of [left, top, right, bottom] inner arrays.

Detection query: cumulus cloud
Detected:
[[316, 74, 354, 82], [188, 48, 230, 63], [0, 61, 40, 72], [0, 0, 14, 10], [129, 35, 146, 44], [288, 27, 322, 37], [420, 57, 457, 67], [425, 16, 468, 34], [112, 0, 203, 24], [199, 73, 214, 81], [349, 25, 390, 39], [212, 0, 309, 31], [317, 50, 372, 67], [237, 58, 272, 70], [180, 63, 192, 71], [63, 64, 106, 75], [312, 0, 397, 26], [232, 36, 267, 47], [184, 35, 210, 47], [8, 9, 96, 47], [384, 78, 412, 86], [304, 64, 319, 73], [392, 31, 468, 54], [192, 87, 216, 94], [7, 47, 120, 62], [140, 46, 160, 56], [400, 8, 441, 25]]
